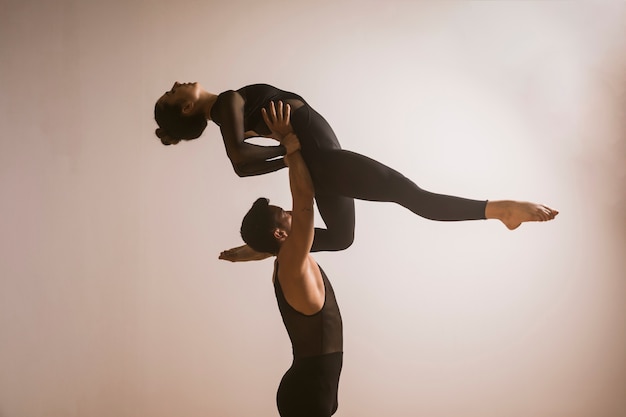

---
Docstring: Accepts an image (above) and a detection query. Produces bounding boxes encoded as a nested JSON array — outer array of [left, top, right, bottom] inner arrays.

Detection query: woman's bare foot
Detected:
[[485, 200, 559, 230], [219, 244, 273, 262]]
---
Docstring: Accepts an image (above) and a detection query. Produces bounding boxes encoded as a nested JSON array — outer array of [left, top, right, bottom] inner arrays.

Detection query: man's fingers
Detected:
[[261, 108, 270, 126], [284, 103, 291, 125], [263, 101, 292, 131], [274, 101, 291, 125], [277, 101, 283, 121], [269, 100, 277, 121]]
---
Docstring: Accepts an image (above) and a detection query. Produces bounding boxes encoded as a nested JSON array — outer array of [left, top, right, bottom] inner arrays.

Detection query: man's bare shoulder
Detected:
[[276, 253, 324, 315]]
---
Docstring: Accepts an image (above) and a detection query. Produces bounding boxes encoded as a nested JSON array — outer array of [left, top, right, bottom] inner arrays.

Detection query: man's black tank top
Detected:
[[273, 261, 343, 358]]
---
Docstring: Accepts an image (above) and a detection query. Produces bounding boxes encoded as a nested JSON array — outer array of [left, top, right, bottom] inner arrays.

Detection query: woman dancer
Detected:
[[154, 82, 558, 258]]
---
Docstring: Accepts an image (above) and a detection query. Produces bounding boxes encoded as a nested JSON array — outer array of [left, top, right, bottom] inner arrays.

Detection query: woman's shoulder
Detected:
[[215, 84, 275, 103], [210, 89, 244, 122], [237, 83, 280, 96], [216, 89, 241, 100]]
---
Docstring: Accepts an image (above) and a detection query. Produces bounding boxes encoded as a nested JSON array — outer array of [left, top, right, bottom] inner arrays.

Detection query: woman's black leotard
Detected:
[[273, 261, 343, 417], [211, 84, 488, 252]]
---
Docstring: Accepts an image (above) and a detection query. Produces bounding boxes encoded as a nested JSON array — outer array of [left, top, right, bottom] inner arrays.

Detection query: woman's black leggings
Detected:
[[305, 149, 488, 252], [277, 352, 343, 417]]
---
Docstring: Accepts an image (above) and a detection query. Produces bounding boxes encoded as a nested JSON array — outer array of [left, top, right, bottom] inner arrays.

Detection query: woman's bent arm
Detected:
[[235, 156, 286, 177], [215, 91, 287, 177]]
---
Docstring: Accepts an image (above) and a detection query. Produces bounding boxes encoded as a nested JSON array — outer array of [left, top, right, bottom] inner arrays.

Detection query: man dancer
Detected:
[[225, 101, 343, 417]]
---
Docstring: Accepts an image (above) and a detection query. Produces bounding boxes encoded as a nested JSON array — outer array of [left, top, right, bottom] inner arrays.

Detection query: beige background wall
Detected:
[[1, 1, 625, 416]]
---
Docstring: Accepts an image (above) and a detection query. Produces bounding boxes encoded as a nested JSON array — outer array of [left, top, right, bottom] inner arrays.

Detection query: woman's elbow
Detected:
[[233, 162, 255, 177], [233, 165, 248, 177]]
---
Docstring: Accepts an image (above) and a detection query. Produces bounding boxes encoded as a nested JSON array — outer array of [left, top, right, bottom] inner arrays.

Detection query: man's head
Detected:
[[240, 198, 292, 254]]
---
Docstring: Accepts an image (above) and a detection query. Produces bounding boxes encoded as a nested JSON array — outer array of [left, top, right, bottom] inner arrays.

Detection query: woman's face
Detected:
[[157, 81, 202, 108]]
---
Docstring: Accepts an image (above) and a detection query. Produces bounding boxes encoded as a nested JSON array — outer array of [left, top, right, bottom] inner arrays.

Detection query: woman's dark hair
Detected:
[[154, 100, 207, 144], [240, 198, 280, 254]]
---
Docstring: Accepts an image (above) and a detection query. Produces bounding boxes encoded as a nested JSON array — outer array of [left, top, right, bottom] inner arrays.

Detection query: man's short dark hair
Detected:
[[240, 198, 280, 254]]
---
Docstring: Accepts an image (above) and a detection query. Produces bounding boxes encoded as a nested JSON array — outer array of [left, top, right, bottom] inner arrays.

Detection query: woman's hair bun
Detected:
[[155, 128, 169, 139]]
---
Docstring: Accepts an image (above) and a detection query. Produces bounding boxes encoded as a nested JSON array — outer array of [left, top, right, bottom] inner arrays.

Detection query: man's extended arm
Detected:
[[280, 133, 315, 266], [263, 102, 323, 314]]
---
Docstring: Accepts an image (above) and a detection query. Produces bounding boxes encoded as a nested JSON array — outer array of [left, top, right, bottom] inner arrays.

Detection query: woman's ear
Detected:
[[181, 101, 195, 115]]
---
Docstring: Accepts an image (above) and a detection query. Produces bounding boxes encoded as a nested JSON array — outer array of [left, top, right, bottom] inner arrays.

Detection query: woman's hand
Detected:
[[262, 101, 300, 155], [218, 244, 273, 262]]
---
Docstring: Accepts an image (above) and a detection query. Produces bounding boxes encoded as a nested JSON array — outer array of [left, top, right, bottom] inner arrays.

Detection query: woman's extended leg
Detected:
[[308, 149, 556, 250], [311, 149, 487, 221], [306, 149, 486, 252]]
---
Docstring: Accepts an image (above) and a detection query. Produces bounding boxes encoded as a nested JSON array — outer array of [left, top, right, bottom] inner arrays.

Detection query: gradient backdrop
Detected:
[[1, 1, 625, 416]]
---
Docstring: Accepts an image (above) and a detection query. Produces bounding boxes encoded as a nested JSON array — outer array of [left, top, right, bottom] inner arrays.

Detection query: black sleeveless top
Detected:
[[273, 261, 343, 358]]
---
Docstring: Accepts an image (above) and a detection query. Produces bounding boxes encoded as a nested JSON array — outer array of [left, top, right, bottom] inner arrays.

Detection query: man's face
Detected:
[[269, 205, 292, 234]]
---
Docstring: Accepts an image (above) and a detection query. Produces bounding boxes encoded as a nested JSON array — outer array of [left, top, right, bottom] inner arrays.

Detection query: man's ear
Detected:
[[181, 101, 195, 115], [273, 228, 288, 243]]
